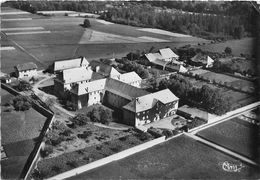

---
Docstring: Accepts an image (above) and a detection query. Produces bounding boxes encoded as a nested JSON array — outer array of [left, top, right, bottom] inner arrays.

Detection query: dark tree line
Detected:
[[4, 1, 256, 40], [141, 1, 256, 16], [3, 1, 108, 14], [100, 2, 255, 40], [157, 74, 231, 115]]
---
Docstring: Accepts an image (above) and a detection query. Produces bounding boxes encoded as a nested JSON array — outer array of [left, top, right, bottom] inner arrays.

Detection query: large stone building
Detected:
[[69, 78, 179, 126], [54, 59, 143, 97], [14, 62, 38, 79], [54, 66, 101, 97], [53, 58, 179, 126], [123, 89, 179, 126], [69, 78, 148, 110]]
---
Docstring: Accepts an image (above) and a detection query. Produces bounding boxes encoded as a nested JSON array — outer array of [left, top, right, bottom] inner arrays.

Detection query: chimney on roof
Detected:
[[95, 66, 100, 72]]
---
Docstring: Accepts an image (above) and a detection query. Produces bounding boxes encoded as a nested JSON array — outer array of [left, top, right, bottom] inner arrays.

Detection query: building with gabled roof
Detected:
[[105, 78, 148, 100], [112, 71, 142, 88], [68, 77, 178, 127], [190, 54, 214, 68], [69, 77, 148, 110], [70, 78, 107, 109], [166, 64, 188, 73], [145, 48, 181, 70], [159, 48, 179, 61], [53, 57, 89, 73], [53, 57, 179, 127], [122, 89, 179, 126], [95, 63, 121, 78], [14, 62, 37, 78], [54, 66, 98, 97]]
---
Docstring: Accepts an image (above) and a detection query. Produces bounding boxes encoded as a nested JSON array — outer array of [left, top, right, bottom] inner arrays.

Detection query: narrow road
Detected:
[[184, 133, 258, 166]]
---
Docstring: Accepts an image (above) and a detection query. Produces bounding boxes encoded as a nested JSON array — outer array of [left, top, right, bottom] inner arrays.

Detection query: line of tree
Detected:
[[100, 2, 255, 40], [212, 58, 256, 77], [157, 74, 231, 115], [2, 1, 109, 14], [4, 1, 256, 40], [141, 1, 256, 16]]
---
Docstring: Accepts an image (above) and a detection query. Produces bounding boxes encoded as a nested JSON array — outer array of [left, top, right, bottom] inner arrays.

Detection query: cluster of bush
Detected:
[[116, 58, 150, 79], [40, 145, 54, 158], [186, 117, 207, 130], [44, 121, 74, 149], [77, 131, 92, 139], [212, 59, 256, 77], [157, 74, 231, 115], [148, 127, 180, 139], [12, 95, 32, 111], [14, 80, 32, 91], [70, 105, 113, 127]]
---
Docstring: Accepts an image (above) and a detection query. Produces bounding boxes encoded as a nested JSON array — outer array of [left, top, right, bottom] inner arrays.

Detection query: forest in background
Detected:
[[2, 1, 258, 40]]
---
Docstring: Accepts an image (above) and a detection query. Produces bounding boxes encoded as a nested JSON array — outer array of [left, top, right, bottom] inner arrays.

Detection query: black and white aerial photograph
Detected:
[[0, 0, 260, 179]]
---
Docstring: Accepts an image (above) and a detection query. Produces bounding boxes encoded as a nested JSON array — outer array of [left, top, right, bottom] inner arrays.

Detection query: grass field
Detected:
[[1, 89, 48, 179], [1, 90, 47, 144], [197, 37, 254, 56], [1, 7, 209, 73], [197, 117, 260, 161], [68, 135, 259, 179]]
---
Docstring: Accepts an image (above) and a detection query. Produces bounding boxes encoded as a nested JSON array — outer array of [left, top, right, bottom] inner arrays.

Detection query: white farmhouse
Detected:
[[14, 62, 37, 79]]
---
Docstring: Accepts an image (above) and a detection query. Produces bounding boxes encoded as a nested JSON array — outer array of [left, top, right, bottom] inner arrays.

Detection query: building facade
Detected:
[[14, 62, 38, 79], [123, 89, 179, 126], [53, 58, 179, 127], [53, 57, 89, 73]]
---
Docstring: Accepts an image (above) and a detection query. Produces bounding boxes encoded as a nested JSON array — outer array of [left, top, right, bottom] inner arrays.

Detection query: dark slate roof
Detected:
[[15, 62, 37, 71], [105, 78, 149, 100]]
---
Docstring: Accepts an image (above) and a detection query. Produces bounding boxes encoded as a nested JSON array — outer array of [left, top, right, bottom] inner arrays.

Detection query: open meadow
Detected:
[[197, 117, 260, 162], [196, 37, 254, 56], [68, 135, 259, 180], [1, 89, 47, 179], [1, 7, 209, 73]]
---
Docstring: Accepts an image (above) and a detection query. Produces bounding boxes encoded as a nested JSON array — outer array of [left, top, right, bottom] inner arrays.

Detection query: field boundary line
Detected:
[[196, 133, 258, 162], [184, 133, 258, 166], [1, 31, 46, 68], [189, 101, 260, 134]]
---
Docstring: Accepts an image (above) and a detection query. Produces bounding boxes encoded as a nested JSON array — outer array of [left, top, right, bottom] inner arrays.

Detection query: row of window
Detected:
[[80, 79, 90, 84], [89, 90, 101, 96], [137, 103, 177, 116], [21, 70, 35, 73]]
